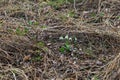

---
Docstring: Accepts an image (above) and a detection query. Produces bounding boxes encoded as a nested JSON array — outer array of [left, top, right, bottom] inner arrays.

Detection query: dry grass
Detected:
[[98, 53, 120, 80], [0, 0, 120, 80]]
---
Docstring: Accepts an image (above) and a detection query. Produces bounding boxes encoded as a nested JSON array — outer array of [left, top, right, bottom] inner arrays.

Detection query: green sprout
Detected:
[[59, 35, 77, 53]]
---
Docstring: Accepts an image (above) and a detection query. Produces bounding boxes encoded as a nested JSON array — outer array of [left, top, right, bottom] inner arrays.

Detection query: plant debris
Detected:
[[0, 0, 120, 80]]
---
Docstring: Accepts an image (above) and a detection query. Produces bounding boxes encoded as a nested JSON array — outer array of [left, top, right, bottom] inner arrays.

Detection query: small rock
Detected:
[[96, 60, 102, 65], [47, 43, 51, 46]]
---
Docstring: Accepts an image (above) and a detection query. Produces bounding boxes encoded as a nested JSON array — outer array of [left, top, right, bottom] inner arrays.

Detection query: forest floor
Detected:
[[0, 0, 120, 80]]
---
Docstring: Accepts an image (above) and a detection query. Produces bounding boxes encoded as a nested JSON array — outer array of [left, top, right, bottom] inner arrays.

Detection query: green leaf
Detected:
[[99, 12, 104, 17], [16, 28, 24, 36], [65, 44, 71, 51], [59, 46, 65, 53], [74, 37, 77, 41], [33, 21, 39, 25], [41, 25, 47, 29], [28, 21, 33, 25], [31, 56, 42, 61], [90, 12, 96, 17], [24, 27, 29, 33], [68, 11, 75, 17], [118, 16, 120, 20], [37, 41, 45, 48], [92, 75, 99, 80]]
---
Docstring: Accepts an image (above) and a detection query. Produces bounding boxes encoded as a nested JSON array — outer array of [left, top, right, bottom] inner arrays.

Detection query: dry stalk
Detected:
[[100, 53, 120, 80]]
